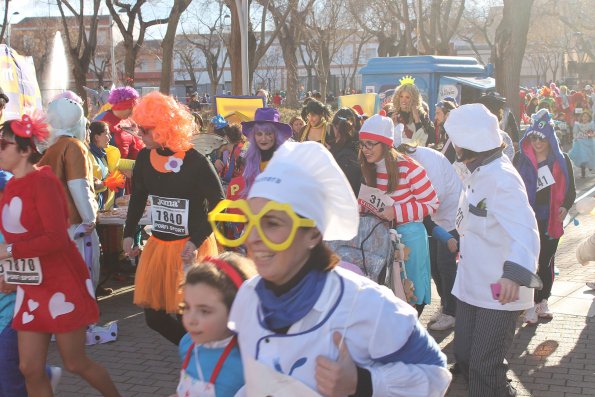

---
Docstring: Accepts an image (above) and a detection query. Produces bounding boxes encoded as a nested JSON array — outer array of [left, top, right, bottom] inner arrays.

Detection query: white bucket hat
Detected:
[[248, 142, 358, 241], [444, 103, 502, 152]]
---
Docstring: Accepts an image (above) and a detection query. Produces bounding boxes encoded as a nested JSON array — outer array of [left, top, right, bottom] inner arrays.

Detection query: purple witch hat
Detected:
[[241, 108, 292, 139]]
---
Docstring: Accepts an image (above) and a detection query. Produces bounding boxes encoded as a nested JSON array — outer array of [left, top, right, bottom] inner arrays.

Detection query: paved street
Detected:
[[49, 169, 595, 397]]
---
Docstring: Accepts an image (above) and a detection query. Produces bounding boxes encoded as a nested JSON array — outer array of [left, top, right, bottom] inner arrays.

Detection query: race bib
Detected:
[[0, 257, 42, 285], [536, 166, 555, 192], [357, 184, 395, 216], [150, 195, 190, 236]]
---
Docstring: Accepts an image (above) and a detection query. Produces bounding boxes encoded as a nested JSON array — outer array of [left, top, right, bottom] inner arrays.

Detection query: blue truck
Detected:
[[360, 55, 495, 119]]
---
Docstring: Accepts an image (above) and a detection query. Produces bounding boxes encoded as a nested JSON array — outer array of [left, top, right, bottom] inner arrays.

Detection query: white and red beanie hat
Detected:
[[359, 113, 395, 146]]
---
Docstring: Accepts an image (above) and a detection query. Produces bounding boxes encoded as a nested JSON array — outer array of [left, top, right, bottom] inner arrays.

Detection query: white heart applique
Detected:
[[27, 299, 39, 312], [22, 311, 34, 324], [85, 279, 95, 299], [2, 196, 28, 234], [49, 292, 75, 319]]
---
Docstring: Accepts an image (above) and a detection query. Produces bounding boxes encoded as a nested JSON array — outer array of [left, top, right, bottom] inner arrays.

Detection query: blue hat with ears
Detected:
[[524, 109, 556, 140], [211, 114, 228, 130]]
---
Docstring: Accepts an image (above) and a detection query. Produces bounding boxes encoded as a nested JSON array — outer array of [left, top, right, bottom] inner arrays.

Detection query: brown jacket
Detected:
[[38, 136, 95, 225]]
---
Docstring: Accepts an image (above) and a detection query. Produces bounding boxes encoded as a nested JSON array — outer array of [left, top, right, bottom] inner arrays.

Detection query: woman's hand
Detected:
[[94, 178, 104, 190], [82, 222, 96, 236], [378, 206, 396, 222], [0, 275, 17, 294], [412, 106, 420, 123], [214, 159, 224, 173], [496, 278, 520, 305], [180, 240, 197, 264], [447, 238, 458, 253], [558, 207, 568, 223], [123, 237, 139, 257], [0, 243, 10, 260], [315, 332, 357, 397]]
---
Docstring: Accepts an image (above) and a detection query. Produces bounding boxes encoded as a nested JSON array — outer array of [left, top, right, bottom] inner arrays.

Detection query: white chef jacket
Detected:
[[452, 153, 540, 311], [229, 267, 452, 397], [410, 147, 462, 232]]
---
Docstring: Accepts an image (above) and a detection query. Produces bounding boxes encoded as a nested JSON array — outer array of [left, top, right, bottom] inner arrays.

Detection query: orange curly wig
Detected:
[[131, 91, 194, 152]]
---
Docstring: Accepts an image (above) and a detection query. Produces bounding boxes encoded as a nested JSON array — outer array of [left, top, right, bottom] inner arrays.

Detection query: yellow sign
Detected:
[[214, 96, 265, 121], [338, 93, 379, 116]]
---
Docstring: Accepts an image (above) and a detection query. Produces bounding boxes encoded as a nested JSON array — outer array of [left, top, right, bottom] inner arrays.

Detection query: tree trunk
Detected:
[[70, 57, 89, 113], [278, 31, 299, 108], [123, 39, 137, 85], [160, 0, 191, 94], [493, 0, 534, 123], [248, 29, 257, 93]]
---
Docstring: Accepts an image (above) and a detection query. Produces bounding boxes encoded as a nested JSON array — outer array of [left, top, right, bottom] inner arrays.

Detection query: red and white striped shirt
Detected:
[[375, 157, 439, 224]]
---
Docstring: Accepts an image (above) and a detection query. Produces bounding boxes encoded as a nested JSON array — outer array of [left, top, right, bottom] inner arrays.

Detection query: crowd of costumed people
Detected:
[[0, 72, 594, 397]]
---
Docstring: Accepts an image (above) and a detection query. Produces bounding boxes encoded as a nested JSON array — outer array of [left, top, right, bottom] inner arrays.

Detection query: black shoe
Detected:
[[116, 259, 136, 275], [96, 286, 113, 297]]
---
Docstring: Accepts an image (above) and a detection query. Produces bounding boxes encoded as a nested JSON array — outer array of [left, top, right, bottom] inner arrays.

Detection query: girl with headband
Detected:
[[0, 113, 121, 396], [209, 142, 450, 396], [175, 252, 255, 397]]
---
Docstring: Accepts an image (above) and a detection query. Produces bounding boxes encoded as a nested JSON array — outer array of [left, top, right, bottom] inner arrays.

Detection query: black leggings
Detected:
[[534, 221, 560, 303], [144, 308, 186, 345], [415, 303, 426, 317]]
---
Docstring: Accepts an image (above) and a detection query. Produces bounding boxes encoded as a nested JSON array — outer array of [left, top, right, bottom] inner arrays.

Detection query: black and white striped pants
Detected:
[[454, 299, 521, 396]]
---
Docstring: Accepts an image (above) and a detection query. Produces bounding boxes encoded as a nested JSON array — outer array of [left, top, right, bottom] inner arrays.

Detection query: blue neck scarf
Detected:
[[255, 269, 328, 331], [90, 142, 107, 159]]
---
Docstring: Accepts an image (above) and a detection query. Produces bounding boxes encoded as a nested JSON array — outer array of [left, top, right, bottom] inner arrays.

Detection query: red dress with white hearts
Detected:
[[0, 166, 98, 333]]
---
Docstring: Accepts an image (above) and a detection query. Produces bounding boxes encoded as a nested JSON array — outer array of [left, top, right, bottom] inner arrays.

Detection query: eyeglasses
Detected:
[[358, 141, 382, 150], [0, 138, 16, 151], [529, 135, 546, 142], [208, 199, 316, 251]]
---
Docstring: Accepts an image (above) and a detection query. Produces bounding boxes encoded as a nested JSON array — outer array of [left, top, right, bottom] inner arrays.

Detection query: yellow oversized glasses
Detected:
[[208, 199, 316, 251]]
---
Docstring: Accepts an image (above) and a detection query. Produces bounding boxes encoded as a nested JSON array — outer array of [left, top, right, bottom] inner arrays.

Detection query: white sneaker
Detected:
[[429, 314, 455, 331], [586, 282, 595, 290], [524, 305, 539, 324], [537, 299, 553, 319], [429, 311, 444, 323], [48, 366, 62, 393]]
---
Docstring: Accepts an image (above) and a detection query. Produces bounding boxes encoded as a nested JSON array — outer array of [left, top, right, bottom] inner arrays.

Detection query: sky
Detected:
[[10, 0, 172, 40]]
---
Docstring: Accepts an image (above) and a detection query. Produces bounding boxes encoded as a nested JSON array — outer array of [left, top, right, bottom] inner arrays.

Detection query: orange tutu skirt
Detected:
[[133, 234, 218, 313]]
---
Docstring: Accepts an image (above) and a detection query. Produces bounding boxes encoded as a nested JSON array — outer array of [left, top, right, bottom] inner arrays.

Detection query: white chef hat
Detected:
[[248, 141, 358, 241], [359, 114, 395, 146], [444, 103, 503, 152]]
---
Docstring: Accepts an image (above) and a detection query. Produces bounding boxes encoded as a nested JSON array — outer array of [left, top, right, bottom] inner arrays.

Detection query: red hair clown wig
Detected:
[[132, 91, 194, 152]]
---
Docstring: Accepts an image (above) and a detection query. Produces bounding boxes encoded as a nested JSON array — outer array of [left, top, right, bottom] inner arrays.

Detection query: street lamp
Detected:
[[7, 11, 20, 48], [234, 0, 249, 95]]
